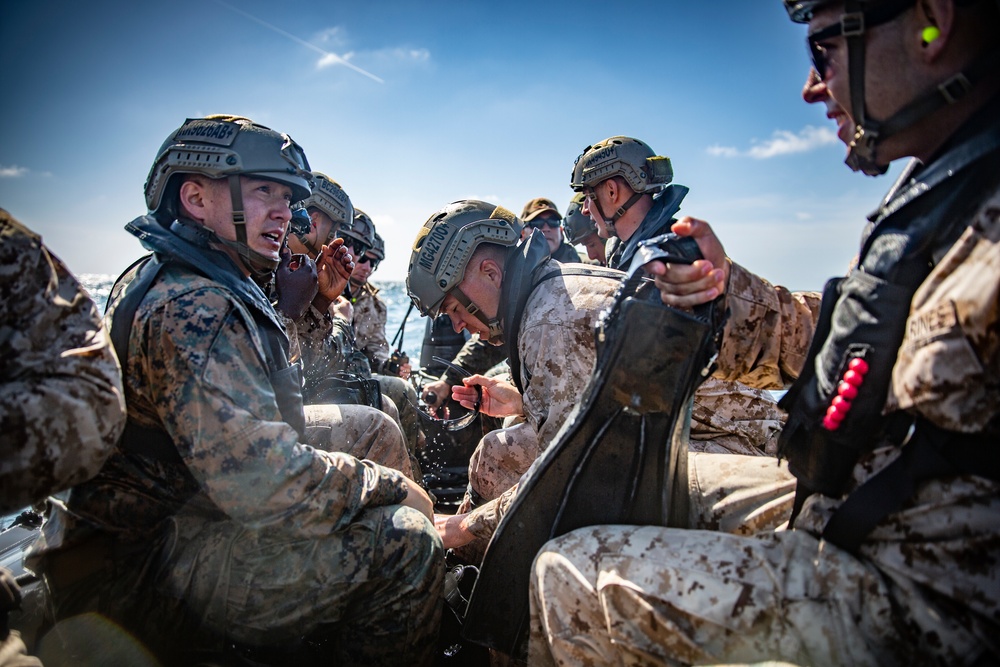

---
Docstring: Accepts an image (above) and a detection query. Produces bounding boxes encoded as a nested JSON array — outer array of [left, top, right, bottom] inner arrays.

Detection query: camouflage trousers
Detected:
[[458, 420, 539, 512], [304, 402, 415, 479], [41, 404, 443, 666], [529, 454, 952, 667], [528, 522, 951, 667]]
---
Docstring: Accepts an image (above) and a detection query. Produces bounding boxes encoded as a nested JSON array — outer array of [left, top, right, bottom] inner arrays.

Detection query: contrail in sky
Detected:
[[214, 0, 385, 84]]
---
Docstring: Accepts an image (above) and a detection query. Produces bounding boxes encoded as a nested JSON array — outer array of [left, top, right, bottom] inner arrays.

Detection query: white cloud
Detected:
[[316, 46, 431, 71], [706, 145, 739, 158], [707, 126, 838, 160], [0, 165, 29, 178], [317, 52, 351, 70]]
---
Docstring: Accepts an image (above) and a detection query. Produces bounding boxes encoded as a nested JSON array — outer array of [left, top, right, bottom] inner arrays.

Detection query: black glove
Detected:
[[275, 246, 319, 321]]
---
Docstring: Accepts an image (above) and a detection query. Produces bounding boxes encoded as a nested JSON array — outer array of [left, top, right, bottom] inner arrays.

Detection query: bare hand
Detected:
[[315, 238, 354, 305], [400, 476, 434, 522], [434, 512, 476, 549], [330, 296, 354, 322], [453, 375, 522, 417], [644, 217, 729, 309], [422, 379, 451, 409], [396, 361, 411, 380]]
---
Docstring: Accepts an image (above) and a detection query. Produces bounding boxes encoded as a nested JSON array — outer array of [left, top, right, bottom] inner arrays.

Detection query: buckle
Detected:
[[938, 73, 972, 105], [841, 12, 864, 36]]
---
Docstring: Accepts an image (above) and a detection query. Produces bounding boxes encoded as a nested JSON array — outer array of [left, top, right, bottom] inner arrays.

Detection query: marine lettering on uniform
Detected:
[[906, 301, 958, 345]]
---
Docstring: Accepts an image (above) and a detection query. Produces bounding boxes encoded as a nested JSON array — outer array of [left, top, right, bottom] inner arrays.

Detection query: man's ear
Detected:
[[605, 178, 621, 204], [480, 257, 504, 289], [917, 0, 953, 62], [178, 177, 209, 222]]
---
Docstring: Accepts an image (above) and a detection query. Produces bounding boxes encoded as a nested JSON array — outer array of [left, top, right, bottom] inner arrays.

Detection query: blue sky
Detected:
[[1, 0, 900, 290]]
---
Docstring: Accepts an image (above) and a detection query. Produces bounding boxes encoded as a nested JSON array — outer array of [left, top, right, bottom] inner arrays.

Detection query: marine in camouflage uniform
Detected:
[[1, 210, 123, 667], [529, 1, 1000, 664], [280, 174, 422, 476], [27, 117, 442, 666], [0, 209, 126, 513], [406, 201, 792, 564]]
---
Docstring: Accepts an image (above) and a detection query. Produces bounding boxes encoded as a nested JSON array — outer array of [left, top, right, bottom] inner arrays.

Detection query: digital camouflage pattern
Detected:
[[689, 377, 785, 456], [351, 281, 391, 373], [528, 186, 1000, 665], [31, 260, 443, 665], [458, 261, 789, 543], [284, 301, 426, 478], [0, 210, 125, 512], [285, 304, 371, 387]]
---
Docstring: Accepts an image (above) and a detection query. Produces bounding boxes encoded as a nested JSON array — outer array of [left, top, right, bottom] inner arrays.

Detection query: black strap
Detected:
[[108, 257, 186, 465], [822, 418, 998, 554]]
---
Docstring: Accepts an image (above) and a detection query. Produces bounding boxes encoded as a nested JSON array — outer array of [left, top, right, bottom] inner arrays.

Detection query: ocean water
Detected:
[[80, 274, 429, 359]]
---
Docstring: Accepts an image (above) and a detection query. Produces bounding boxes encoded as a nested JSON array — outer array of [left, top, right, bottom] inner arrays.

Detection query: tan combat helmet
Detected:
[[569, 136, 673, 233], [405, 200, 520, 330], [302, 172, 354, 238], [570, 136, 672, 195]]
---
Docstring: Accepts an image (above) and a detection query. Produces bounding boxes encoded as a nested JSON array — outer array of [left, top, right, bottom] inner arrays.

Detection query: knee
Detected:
[[381, 506, 444, 585]]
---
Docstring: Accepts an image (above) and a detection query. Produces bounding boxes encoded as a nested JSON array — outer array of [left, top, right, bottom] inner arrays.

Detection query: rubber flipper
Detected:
[[462, 273, 719, 656]]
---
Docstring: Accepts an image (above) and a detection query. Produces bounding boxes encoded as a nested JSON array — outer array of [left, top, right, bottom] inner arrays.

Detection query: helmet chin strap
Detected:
[[449, 287, 504, 345], [225, 175, 281, 278], [592, 189, 643, 237], [840, 0, 1000, 176]]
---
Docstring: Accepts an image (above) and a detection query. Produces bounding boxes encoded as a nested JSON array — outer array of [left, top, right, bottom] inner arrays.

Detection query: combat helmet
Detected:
[[562, 192, 597, 244], [570, 136, 672, 195], [370, 232, 386, 262], [570, 136, 673, 233], [341, 208, 377, 255], [144, 114, 312, 276], [301, 172, 354, 238], [406, 200, 521, 339]]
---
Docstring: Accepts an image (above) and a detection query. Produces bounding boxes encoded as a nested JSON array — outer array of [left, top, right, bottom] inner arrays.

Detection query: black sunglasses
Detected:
[[355, 254, 380, 269], [341, 238, 371, 256], [528, 217, 561, 230], [806, 0, 912, 79]]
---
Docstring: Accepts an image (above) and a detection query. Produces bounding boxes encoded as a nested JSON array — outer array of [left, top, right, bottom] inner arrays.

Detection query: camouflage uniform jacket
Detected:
[[0, 210, 125, 512], [36, 217, 408, 555], [715, 167, 1000, 640], [284, 304, 372, 397], [351, 282, 391, 374]]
